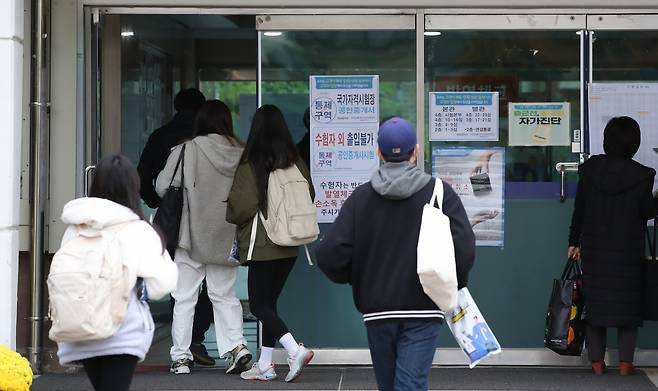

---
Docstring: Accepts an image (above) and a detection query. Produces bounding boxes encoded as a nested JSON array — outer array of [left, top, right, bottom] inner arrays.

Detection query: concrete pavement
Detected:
[[32, 366, 658, 391]]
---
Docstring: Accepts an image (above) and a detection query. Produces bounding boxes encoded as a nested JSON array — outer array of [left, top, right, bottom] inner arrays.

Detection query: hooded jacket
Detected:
[[569, 154, 656, 251], [316, 162, 475, 322], [569, 154, 657, 327], [56, 197, 178, 364], [156, 134, 243, 265]]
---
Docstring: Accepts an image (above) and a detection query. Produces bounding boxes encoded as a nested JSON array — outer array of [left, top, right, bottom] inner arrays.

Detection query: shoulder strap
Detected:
[[247, 215, 258, 261], [168, 144, 186, 188], [646, 218, 657, 262], [430, 178, 444, 209]]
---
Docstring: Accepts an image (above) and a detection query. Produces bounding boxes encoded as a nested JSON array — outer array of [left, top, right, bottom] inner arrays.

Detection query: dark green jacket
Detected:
[[226, 160, 315, 262]]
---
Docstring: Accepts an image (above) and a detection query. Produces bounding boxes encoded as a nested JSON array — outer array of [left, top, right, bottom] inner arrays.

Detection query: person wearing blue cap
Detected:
[[316, 117, 475, 391]]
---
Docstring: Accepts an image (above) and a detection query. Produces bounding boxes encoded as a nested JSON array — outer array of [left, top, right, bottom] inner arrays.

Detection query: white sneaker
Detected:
[[240, 362, 278, 381], [225, 344, 252, 374], [285, 343, 314, 382], [170, 358, 192, 375]]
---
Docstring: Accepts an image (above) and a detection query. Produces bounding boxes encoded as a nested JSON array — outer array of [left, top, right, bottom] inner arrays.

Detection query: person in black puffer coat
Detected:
[[568, 116, 658, 376]]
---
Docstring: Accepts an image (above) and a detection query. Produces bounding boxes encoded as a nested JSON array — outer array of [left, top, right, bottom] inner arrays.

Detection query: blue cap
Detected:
[[377, 117, 416, 158]]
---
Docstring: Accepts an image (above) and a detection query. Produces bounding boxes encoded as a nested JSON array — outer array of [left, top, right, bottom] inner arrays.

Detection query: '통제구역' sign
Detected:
[[310, 75, 379, 223]]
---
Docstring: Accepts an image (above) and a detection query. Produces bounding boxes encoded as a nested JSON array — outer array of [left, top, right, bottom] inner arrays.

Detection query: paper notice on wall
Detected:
[[310, 75, 379, 223], [508, 102, 570, 146], [432, 147, 505, 247], [429, 92, 499, 141], [589, 83, 658, 191]]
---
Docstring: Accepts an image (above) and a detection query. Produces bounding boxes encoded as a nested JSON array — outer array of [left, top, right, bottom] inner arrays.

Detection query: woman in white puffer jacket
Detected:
[[55, 154, 178, 391]]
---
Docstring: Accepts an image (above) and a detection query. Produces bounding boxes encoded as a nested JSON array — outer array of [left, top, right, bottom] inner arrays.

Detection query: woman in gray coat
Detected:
[[156, 100, 251, 376]]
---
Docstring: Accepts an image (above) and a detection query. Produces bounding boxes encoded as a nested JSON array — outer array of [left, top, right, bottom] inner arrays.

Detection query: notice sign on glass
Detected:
[[310, 75, 379, 223], [589, 83, 658, 192], [508, 102, 570, 146], [432, 147, 505, 247], [429, 92, 499, 141]]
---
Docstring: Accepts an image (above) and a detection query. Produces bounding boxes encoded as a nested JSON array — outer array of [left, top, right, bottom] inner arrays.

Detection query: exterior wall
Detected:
[[0, 0, 24, 350], [48, 0, 78, 253]]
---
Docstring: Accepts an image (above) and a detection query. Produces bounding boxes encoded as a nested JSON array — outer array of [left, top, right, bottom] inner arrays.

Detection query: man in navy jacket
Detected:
[[316, 117, 475, 391]]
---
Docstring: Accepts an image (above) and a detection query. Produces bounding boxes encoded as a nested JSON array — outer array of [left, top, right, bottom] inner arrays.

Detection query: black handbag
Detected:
[[153, 145, 185, 258], [644, 218, 658, 320], [544, 257, 586, 356]]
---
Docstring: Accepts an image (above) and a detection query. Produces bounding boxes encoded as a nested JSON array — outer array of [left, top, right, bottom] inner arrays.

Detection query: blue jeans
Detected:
[[366, 320, 441, 391]]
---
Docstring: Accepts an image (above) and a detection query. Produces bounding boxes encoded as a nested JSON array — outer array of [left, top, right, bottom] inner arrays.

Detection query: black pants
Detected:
[[586, 324, 638, 363], [248, 257, 296, 347], [81, 354, 139, 391], [169, 279, 213, 344]]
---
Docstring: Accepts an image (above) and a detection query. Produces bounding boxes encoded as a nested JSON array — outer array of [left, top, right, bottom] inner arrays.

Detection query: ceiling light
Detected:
[[121, 31, 134, 37], [264, 31, 283, 37], [424, 31, 441, 36]]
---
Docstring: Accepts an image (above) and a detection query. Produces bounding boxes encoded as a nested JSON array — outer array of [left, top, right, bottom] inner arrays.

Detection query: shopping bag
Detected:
[[446, 287, 502, 368], [544, 257, 585, 356], [417, 179, 458, 311], [153, 145, 185, 257], [644, 219, 658, 320]]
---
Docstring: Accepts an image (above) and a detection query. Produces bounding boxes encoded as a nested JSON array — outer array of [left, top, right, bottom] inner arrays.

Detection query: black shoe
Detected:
[[190, 343, 215, 366]]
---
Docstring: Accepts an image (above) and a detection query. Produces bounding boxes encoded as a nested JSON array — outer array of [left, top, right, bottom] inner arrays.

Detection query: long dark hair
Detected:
[[89, 154, 165, 250], [603, 116, 641, 159], [241, 104, 299, 211], [193, 99, 240, 145]]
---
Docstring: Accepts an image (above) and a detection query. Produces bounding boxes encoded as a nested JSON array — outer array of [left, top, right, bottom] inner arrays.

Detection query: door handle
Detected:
[[555, 162, 578, 203], [84, 165, 96, 197]]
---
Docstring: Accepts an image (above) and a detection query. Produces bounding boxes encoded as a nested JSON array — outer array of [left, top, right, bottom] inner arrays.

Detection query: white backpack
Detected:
[[247, 165, 319, 261], [48, 223, 131, 342], [417, 179, 458, 311]]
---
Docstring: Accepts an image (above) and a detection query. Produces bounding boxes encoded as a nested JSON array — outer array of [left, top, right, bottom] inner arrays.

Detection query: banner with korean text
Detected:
[[310, 75, 380, 223]]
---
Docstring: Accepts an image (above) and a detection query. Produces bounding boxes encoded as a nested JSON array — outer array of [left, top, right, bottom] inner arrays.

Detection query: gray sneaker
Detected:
[[240, 362, 277, 381], [170, 358, 192, 375], [225, 344, 252, 374], [285, 343, 314, 382]]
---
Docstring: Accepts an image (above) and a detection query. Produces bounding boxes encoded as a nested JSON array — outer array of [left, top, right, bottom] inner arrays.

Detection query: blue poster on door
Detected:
[[432, 146, 505, 247]]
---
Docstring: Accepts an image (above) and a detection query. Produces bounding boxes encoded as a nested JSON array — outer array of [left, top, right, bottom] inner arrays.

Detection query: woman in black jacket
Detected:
[[568, 116, 657, 376]]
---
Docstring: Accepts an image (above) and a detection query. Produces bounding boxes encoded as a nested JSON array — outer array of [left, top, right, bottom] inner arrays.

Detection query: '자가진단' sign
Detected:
[[508, 102, 570, 146], [310, 75, 379, 223], [429, 92, 499, 142]]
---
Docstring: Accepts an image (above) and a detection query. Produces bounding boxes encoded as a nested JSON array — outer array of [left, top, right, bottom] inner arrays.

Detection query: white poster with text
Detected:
[[310, 75, 379, 223], [429, 92, 499, 141]]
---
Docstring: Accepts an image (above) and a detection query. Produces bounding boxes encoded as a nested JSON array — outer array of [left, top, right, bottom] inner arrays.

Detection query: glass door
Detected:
[[258, 14, 416, 352], [588, 14, 658, 351], [424, 14, 585, 352], [87, 9, 259, 365]]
